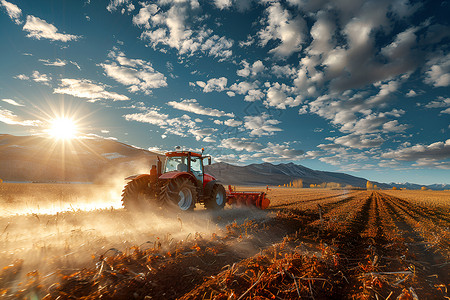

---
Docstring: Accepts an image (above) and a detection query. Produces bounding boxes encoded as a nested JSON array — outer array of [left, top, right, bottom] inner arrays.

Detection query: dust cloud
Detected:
[[0, 179, 272, 289]]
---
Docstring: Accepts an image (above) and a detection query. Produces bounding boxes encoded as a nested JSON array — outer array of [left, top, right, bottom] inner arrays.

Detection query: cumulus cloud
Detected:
[[229, 81, 258, 95], [100, 50, 167, 94], [0, 0, 22, 24], [15, 74, 29, 81], [244, 113, 282, 136], [424, 53, 450, 87], [23, 15, 81, 42], [214, 0, 232, 10], [237, 60, 265, 77], [201, 77, 228, 93], [123, 109, 168, 126], [54, 78, 130, 102], [406, 89, 417, 97], [220, 138, 263, 152], [106, 0, 133, 13], [0, 108, 41, 126], [224, 119, 243, 127], [167, 99, 234, 117], [333, 134, 385, 149], [132, 3, 158, 28], [265, 82, 302, 109], [423, 97, 450, 114], [124, 105, 220, 141], [189, 128, 217, 141], [258, 2, 306, 57], [382, 140, 450, 165], [31, 70, 51, 85], [135, 1, 233, 59], [259, 142, 304, 162]]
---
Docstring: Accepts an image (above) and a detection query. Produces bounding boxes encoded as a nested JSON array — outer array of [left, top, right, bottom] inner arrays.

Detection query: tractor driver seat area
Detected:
[[177, 162, 188, 172]]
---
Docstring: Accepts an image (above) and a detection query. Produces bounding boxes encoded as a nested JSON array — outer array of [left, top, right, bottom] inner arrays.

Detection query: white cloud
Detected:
[[132, 3, 158, 28], [23, 15, 81, 42], [203, 136, 216, 143], [31, 70, 51, 85], [202, 77, 227, 93], [259, 142, 304, 162], [214, 0, 232, 10], [54, 78, 130, 102], [382, 140, 450, 163], [39, 58, 66, 66], [237, 60, 265, 77], [258, 2, 306, 57], [220, 138, 263, 152], [0, 108, 41, 126], [264, 82, 302, 109], [271, 64, 296, 78], [333, 134, 385, 149], [382, 120, 409, 132], [424, 97, 450, 109], [167, 99, 234, 117], [15, 74, 29, 80], [123, 109, 168, 126], [107, 0, 130, 12], [2, 98, 23, 106], [100, 50, 167, 94], [0, 0, 22, 24], [229, 81, 258, 95], [190, 128, 217, 141], [224, 119, 243, 127], [244, 113, 282, 136], [406, 89, 417, 97], [70, 61, 81, 70], [424, 53, 450, 87], [137, 1, 233, 59]]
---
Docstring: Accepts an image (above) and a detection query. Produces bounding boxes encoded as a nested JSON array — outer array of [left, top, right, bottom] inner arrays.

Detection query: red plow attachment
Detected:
[[226, 185, 270, 209]]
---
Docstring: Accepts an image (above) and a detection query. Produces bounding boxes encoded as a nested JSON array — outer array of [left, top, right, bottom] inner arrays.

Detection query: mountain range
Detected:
[[1, 134, 448, 190]]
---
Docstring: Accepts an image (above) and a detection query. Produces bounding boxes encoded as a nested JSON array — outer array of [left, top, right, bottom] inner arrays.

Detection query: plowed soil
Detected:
[[0, 186, 449, 299]]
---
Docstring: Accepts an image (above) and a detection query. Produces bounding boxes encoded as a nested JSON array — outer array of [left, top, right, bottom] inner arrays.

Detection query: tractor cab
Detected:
[[163, 151, 212, 183]]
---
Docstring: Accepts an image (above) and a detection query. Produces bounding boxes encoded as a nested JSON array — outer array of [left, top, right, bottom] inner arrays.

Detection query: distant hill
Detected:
[[389, 182, 450, 190], [205, 162, 390, 189], [0, 134, 161, 183], [1, 134, 448, 190]]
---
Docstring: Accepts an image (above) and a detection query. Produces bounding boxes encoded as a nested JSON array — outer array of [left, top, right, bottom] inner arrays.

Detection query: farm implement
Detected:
[[122, 149, 270, 211]]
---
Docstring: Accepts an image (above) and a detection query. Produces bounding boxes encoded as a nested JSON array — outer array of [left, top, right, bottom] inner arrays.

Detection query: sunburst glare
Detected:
[[47, 117, 78, 140]]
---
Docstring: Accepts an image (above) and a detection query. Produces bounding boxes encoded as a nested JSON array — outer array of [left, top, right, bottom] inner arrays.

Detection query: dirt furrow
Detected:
[[379, 193, 449, 288], [270, 190, 359, 209]]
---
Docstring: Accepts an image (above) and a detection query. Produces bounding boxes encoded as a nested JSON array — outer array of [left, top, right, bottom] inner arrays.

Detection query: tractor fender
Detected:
[[203, 180, 217, 197], [159, 171, 198, 186], [125, 174, 153, 181]]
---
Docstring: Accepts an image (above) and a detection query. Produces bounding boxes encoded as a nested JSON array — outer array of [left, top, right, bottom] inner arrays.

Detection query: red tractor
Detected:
[[121, 150, 270, 211]]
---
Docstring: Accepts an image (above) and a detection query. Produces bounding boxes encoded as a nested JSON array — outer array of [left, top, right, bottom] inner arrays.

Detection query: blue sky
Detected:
[[0, 0, 449, 185]]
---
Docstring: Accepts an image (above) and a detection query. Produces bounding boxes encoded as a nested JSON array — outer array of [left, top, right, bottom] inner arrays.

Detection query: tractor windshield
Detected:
[[164, 156, 187, 172]]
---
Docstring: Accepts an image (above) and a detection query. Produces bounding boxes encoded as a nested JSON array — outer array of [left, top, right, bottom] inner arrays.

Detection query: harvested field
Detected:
[[0, 184, 449, 299]]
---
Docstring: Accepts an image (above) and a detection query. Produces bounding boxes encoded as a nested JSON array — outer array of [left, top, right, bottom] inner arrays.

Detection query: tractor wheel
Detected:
[[159, 177, 197, 211], [205, 184, 226, 210], [121, 177, 155, 211]]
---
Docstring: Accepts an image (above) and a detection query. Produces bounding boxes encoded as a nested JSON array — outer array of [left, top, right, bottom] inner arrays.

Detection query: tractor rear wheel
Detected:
[[121, 176, 155, 211], [205, 184, 226, 210], [159, 177, 197, 211]]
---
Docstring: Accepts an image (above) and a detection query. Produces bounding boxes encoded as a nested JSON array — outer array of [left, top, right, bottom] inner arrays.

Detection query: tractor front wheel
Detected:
[[205, 184, 226, 210], [121, 176, 155, 211], [159, 177, 197, 211]]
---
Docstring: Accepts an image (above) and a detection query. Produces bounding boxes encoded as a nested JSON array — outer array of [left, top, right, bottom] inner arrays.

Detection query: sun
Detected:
[[48, 117, 78, 140]]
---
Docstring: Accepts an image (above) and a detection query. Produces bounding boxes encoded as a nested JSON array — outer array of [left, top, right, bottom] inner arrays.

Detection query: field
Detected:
[[0, 183, 449, 299]]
